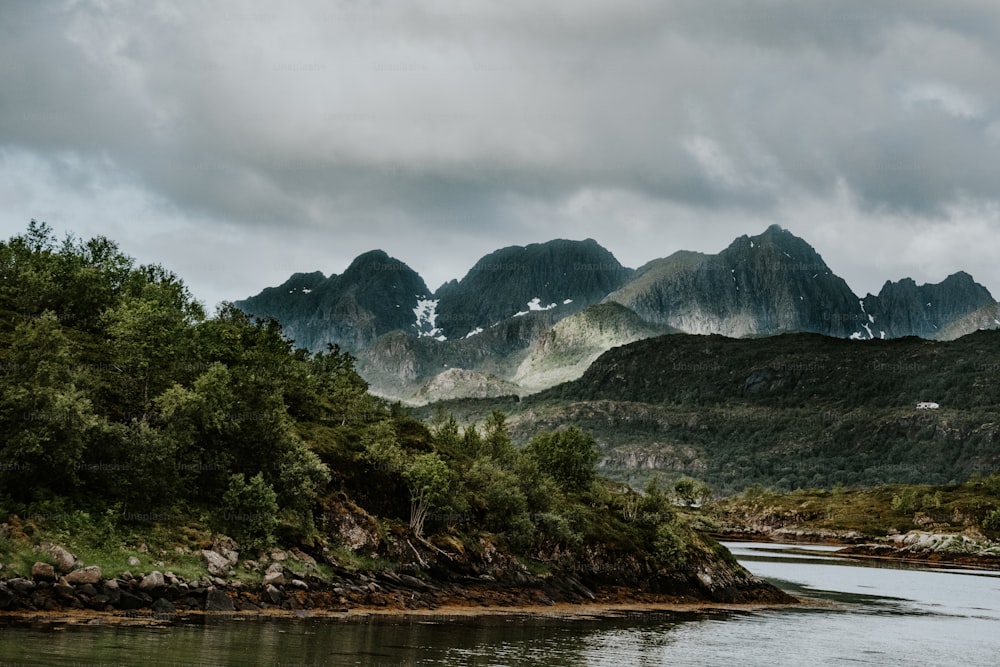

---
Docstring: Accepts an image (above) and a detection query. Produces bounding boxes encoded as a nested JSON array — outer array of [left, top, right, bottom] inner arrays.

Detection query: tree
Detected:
[[481, 410, 516, 464], [0, 313, 100, 499], [402, 452, 456, 537], [526, 426, 600, 491], [673, 476, 712, 508], [219, 473, 279, 552]]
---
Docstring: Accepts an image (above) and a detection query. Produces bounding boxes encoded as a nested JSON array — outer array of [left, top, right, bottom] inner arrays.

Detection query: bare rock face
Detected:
[[322, 502, 382, 553], [862, 272, 998, 340]]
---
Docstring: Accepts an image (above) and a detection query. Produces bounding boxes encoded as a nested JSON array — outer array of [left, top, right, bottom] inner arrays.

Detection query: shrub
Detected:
[[219, 473, 279, 553]]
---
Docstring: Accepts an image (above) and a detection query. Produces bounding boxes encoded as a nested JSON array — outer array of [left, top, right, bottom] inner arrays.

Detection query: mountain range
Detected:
[[236, 225, 1000, 402]]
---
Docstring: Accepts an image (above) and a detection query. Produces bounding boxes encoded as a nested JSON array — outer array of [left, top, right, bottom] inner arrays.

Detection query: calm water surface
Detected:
[[2, 542, 998, 666]]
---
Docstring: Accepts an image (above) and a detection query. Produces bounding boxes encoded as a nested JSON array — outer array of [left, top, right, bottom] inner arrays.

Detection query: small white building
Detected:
[[916, 402, 940, 410]]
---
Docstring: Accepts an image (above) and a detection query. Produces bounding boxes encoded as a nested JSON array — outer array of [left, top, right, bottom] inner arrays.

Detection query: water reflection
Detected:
[[2, 543, 999, 666]]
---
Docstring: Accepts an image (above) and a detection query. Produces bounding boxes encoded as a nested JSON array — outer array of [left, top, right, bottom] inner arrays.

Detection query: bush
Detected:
[[653, 522, 687, 569], [983, 508, 1000, 532], [219, 473, 279, 553]]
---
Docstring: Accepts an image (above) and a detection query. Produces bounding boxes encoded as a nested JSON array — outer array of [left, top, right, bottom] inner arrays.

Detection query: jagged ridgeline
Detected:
[[238, 225, 1000, 403], [0, 222, 785, 607]]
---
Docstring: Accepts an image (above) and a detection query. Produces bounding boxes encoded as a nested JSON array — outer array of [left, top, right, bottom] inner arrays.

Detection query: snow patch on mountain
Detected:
[[527, 297, 557, 311], [413, 297, 446, 340], [515, 297, 558, 318]]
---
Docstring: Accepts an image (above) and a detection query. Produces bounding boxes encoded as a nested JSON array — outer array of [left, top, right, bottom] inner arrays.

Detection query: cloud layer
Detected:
[[2, 0, 999, 308]]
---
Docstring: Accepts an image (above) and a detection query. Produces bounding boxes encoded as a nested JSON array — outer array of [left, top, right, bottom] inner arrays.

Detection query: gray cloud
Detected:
[[2, 0, 999, 308]]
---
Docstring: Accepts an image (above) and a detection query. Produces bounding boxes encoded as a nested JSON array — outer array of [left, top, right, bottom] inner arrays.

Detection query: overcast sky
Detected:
[[3, 0, 1000, 310]]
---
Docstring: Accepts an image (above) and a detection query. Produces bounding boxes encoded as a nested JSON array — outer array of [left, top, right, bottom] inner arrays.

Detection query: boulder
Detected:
[[264, 583, 282, 604], [201, 550, 232, 577], [8, 578, 36, 595], [211, 535, 240, 565], [205, 588, 235, 612], [115, 589, 147, 610], [138, 571, 165, 592], [77, 583, 99, 598], [263, 563, 285, 587], [127, 556, 141, 567], [44, 545, 76, 573], [31, 562, 56, 582], [53, 583, 77, 599], [66, 566, 102, 586], [151, 597, 176, 615]]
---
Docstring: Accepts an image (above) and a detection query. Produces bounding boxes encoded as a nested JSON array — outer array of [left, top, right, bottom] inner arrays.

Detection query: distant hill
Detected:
[[417, 330, 1000, 493]]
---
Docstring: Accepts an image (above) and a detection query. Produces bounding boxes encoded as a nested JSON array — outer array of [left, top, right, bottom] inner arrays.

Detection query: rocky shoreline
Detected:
[[713, 529, 1000, 570], [0, 566, 792, 625], [0, 532, 794, 624]]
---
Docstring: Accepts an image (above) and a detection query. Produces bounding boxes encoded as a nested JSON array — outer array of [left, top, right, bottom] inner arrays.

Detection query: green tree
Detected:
[[481, 410, 516, 464], [673, 476, 712, 508], [402, 452, 456, 537], [0, 313, 100, 499], [526, 426, 600, 491], [219, 472, 279, 552]]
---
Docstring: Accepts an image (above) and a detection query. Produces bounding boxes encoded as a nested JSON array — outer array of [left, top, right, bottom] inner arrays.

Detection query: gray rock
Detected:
[[66, 566, 102, 586], [263, 562, 285, 586], [31, 562, 56, 582], [138, 571, 165, 592], [201, 550, 232, 577], [8, 578, 36, 594], [127, 556, 141, 567], [211, 535, 240, 565], [205, 588, 235, 612], [44, 545, 76, 573]]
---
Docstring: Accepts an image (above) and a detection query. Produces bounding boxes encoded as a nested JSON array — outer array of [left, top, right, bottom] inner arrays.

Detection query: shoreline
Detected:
[[0, 598, 801, 629]]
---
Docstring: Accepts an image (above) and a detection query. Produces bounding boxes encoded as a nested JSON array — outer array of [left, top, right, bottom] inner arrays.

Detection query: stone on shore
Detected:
[[201, 550, 232, 577], [31, 562, 56, 582], [205, 588, 235, 612], [66, 566, 103, 586], [138, 571, 165, 592], [263, 563, 285, 586], [44, 545, 77, 573]]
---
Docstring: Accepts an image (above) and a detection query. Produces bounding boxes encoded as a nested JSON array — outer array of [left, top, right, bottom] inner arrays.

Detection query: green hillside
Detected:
[[418, 331, 1000, 493]]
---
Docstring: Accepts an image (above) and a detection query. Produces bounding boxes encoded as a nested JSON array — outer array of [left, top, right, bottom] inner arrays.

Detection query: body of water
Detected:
[[1, 542, 998, 666]]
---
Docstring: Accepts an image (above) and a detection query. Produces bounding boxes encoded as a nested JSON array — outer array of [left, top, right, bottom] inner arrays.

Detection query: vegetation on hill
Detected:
[[416, 329, 1000, 493], [0, 222, 758, 601], [706, 475, 1000, 537]]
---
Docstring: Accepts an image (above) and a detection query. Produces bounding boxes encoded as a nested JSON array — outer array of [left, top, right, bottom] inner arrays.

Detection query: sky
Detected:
[[2, 0, 1000, 311]]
